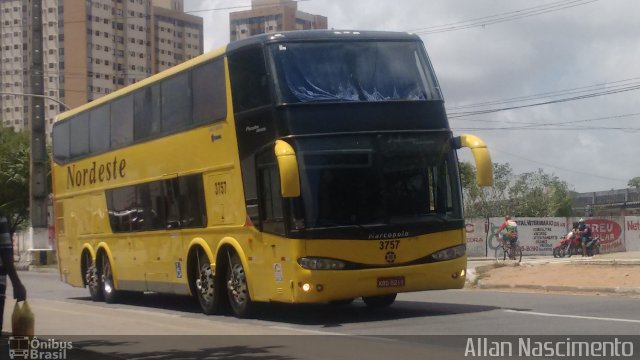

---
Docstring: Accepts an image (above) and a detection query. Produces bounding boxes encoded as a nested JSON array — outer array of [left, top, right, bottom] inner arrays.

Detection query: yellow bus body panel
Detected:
[[53, 45, 470, 305]]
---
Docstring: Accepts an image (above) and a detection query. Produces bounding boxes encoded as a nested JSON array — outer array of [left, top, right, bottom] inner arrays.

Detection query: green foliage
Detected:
[[0, 127, 30, 234], [461, 161, 573, 218], [628, 177, 640, 189], [461, 162, 514, 218]]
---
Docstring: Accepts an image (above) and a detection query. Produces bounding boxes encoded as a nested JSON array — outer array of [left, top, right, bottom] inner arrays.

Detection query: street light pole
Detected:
[[30, 0, 49, 251], [0, 92, 70, 111]]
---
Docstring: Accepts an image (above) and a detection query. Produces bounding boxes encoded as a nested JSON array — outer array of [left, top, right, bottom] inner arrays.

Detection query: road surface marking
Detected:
[[505, 309, 640, 324]]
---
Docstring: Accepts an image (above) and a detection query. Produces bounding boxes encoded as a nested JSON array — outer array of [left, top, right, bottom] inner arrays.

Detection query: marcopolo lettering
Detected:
[[66, 157, 127, 189], [368, 231, 409, 240]]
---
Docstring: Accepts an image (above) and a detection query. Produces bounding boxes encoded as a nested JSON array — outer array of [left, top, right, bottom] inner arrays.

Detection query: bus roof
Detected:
[[55, 30, 421, 124], [227, 30, 421, 52]]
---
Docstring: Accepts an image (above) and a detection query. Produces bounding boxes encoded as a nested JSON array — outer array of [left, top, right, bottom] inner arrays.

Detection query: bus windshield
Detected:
[[292, 132, 460, 230], [270, 41, 441, 103]]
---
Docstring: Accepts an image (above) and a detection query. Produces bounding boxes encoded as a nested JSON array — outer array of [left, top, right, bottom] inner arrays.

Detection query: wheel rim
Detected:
[[86, 257, 98, 290], [196, 264, 215, 303], [228, 261, 248, 306], [102, 257, 114, 295]]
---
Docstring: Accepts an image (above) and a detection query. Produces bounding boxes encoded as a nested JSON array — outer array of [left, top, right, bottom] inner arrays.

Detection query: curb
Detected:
[[568, 259, 640, 265], [476, 281, 640, 295]]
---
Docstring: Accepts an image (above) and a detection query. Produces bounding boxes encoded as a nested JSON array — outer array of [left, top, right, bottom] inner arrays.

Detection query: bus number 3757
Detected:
[[379, 240, 400, 250]]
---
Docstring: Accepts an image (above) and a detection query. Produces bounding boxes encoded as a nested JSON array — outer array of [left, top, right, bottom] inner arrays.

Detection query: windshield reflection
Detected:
[[294, 133, 459, 230], [270, 41, 441, 103]]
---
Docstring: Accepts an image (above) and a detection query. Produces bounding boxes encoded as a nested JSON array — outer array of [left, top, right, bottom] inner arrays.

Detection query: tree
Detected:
[[0, 127, 30, 234], [509, 169, 573, 217], [460, 161, 573, 218], [628, 177, 640, 189], [460, 162, 514, 218]]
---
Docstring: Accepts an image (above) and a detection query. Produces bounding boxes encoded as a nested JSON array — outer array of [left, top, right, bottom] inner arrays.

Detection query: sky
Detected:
[[184, 0, 640, 193]]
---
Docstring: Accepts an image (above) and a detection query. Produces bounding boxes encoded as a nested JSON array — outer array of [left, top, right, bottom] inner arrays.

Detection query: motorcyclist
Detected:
[[576, 218, 593, 257]]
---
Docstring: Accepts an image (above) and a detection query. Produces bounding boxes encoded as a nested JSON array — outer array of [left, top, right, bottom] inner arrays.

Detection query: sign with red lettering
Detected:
[[572, 217, 625, 254], [624, 216, 640, 251], [465, 218, 488, 257]]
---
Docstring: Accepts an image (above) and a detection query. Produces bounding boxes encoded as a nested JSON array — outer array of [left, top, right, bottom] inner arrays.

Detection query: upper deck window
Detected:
[[270, 41, 441, 104]]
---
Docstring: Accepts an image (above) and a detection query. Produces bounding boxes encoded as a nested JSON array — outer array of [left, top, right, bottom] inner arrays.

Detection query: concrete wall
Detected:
[[466, 216, 640, 257]]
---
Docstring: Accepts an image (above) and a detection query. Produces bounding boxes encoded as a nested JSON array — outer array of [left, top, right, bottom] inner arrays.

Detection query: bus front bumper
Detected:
[[289, 256, 467, 303]]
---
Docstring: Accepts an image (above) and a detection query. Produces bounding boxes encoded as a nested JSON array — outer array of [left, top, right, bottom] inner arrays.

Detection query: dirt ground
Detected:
[[476, 262, 640, 292]]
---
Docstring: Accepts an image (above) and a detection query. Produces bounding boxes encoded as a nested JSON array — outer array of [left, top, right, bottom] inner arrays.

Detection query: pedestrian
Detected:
[[0, 210, 27, 336]]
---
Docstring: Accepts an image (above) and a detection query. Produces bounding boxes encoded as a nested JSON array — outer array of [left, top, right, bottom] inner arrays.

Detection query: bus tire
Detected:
[[193, 248, 219, 315], [85, 253, 103, 302], [226, 252, 254, 318], [363, 293, 397, 308], [101, 254, 119, 304]]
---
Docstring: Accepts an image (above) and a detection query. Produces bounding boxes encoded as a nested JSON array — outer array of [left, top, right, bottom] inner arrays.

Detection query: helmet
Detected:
[[578, 218, 585, 223]]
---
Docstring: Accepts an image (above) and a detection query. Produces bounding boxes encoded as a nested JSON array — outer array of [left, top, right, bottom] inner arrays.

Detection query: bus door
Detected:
[[254, 148, 293, 301], [54, 200, 73, 284]]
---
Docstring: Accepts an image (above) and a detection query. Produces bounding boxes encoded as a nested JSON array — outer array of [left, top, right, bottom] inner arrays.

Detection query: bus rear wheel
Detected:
[[194, 249, 218, 315], [101, 255, 119, 304], [363, 293, 397, 308], [226, 252, 254, 318]]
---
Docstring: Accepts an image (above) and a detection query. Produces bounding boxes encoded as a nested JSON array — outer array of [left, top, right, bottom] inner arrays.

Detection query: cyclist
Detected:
[[496, 216, 518, 258], [575, 218, 592, 257]]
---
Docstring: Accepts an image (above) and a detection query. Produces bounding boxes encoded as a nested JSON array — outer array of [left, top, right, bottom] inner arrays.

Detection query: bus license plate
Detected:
[[377, 276, 405, 288]]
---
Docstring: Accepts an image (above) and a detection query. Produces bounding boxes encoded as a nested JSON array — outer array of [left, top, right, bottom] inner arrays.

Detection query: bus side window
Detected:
[[228, 47, 271, 113], [256, 150, 285, 235], [164, 179, 182, 229], [177, 175, 207, 228]]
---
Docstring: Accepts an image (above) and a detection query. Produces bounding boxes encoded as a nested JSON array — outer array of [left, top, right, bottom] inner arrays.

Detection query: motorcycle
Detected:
[[552, 232, 601, 257], [552, 231, 580, 258], [582, 235, 601, 256]]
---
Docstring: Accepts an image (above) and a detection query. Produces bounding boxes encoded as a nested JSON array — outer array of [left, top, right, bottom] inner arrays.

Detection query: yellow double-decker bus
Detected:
[[52, 30, 493, 318]]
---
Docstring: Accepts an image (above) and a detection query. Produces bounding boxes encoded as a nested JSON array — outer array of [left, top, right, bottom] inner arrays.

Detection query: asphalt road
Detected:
[[2, 270, 639, 359]]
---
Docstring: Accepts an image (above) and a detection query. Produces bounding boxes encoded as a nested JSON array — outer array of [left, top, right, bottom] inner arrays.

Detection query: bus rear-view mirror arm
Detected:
[[453, 134, 494, 187], [274, 140, 301, 198]]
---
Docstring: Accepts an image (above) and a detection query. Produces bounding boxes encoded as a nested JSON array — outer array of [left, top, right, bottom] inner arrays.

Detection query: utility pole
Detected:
[[30, 0, 49, 250]]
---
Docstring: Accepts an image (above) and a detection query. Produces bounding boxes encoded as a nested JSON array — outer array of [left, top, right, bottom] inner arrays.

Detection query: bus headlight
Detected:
[[431, 244, 466, 262], [298, 257, 346, 270]]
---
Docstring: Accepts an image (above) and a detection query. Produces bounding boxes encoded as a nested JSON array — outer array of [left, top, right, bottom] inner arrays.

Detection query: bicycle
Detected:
[[494, 238, 523, 263]]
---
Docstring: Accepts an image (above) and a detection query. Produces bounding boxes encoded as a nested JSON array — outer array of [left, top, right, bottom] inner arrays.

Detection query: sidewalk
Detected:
[[467, 251, 640, 296]]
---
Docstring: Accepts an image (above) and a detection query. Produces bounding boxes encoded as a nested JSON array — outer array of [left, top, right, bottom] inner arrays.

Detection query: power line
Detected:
[[447, 76, 640, 111], [407, 0, 585, 32], [0, 0, 310, 31], [409, 0, 600, 35], [452, 112, 640, 131], [184, 0, 310, 13], [447, 83, 640, 118]]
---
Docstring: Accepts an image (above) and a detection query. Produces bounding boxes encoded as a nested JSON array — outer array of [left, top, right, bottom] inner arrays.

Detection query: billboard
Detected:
[[571, 217, 625, 254], [625, 216, 640, 251], [465, 218, 488, 257], [489, 217, 568, 256]]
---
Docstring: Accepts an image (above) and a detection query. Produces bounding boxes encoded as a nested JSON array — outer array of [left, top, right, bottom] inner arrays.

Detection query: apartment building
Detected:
[[0, 0, 203, 136], [230, 0, 327, 41]]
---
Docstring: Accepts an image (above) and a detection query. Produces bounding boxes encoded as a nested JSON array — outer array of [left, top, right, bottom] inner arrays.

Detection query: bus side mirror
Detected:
[[453, 134, 494, 187], [274, 140, 301, 198]]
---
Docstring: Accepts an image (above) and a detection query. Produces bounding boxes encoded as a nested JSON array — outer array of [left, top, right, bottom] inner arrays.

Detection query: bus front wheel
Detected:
[[226, 252, 254, 318], [363, 293, 397, 308]]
